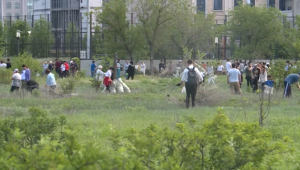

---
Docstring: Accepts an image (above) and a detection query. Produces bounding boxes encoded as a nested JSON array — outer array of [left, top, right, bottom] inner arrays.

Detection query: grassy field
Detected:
[[1, 74, 300, 168]]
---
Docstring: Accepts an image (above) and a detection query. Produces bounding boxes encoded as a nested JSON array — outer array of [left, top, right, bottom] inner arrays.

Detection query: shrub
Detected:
[[59, 77, 77, 94], [0, 68, 12, 84], [0, 109, 291, 169], [11, 53, 43, 79], [268, 59, 299, 89]]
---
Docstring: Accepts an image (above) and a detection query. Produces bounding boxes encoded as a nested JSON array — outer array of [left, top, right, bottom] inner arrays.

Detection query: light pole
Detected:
[[215, 37, 219, 60], [16, 30, 20, 56]]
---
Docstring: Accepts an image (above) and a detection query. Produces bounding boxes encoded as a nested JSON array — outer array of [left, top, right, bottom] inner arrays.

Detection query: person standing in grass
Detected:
[[227, 63, 242, 95], [217, 63, 224, 75], [124, 60, 130, 79], [226, 59, 231, 73], [283, 73, 300, 98], [177, 59, 203, 108], [116, 59, 121, 79], [64, 61, 69, 77], [95, 65, 106, 88], [55, 59, 61, 78], [127, 61, 135, 80], [258, 66, 267, 93], [48, 61, 54, 71], [60, 62, 66, 78], [42, 61, 48, 76], [244, 62, 253, 89], [10, 69, 21, 93], [103, 67, 114, 92], [140, 61, 146, 75], [6, 59, 11, 69], [91, 60, 96, 78], [45, 69, 57, 95], [0, 61, 6, 68]]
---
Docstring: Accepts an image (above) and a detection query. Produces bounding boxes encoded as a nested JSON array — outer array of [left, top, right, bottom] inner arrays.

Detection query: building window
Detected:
[[234, 0, 242, 7], [268, 0, 275, 7], [15, 2, 20, 9], [197, 0, 205, 12], [279, 0, 286, 11], [214, 0, 222, 10], [250, 0, 255, 6], [6, 2, 11, 9]]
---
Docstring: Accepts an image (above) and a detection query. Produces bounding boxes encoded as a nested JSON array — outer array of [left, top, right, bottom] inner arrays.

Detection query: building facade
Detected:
[[0, 0, 28, 21], [195, 0, 298, 26]]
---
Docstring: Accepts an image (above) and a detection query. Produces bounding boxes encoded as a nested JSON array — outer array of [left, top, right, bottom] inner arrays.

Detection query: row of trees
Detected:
[[95, 0, 300, 75]]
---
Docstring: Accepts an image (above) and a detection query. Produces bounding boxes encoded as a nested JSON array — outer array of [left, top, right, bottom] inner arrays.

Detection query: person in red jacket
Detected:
[[64, 61, 69, 77]]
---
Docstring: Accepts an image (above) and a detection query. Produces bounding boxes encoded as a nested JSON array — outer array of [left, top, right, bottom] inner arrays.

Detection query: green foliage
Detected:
[[30, 19, 55, 58], [11, 53, 42, 79], [228, 5, 284, 60], [0, 108, 291, 169], [59, 77, 77, 94], [4, 20, 31, 56], [0, 68, 12, 84], [96, 0, 146, 61], [268, 60, 299, 89]]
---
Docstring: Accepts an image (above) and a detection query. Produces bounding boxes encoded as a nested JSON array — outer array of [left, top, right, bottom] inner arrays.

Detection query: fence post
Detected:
[[46, 38, 48, 59], [33, 38, 36, 58], [22, 39, 24, 53], [32, 15, 34, 27], [10, 39, 12, 56]]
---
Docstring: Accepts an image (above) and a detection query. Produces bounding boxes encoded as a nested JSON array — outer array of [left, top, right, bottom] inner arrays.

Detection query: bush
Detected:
[[11, 53, 43, 79], [0, 68, 12, 84], [268, 59, 300, 89], [59, 77, 77, 94], [0, 109, 291, 169]]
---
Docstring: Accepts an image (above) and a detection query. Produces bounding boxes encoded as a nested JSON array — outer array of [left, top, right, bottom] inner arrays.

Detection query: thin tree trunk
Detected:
[[150, 43, 154, 75]]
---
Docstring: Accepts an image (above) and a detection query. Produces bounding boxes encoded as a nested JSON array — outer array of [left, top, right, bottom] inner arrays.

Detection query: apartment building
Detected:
[[0, 0, 28, 21], [195, 0, 298, 26]]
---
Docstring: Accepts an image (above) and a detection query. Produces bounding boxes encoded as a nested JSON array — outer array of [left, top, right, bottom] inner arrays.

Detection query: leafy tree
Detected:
[[91, 25, 104, 56], [4, 20, 31, 56], [30, 19, 55, 58], [227, 5, 285, 60], [136, 0, 174, 75], [96, 0, 146, 61]]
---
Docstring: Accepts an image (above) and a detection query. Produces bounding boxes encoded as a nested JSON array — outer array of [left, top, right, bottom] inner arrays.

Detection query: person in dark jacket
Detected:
[[127, 61, 135, 80]]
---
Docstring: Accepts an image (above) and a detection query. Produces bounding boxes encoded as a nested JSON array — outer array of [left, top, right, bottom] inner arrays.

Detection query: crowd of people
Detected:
[[2, 57, 300, 101], [225, 59, 300, 98]]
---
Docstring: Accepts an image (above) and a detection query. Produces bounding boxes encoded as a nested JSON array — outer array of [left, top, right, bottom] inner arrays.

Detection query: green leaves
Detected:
[[227, 5, 285, 60]]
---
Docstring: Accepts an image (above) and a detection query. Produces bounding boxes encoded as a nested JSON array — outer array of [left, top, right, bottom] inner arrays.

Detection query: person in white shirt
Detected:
[[140, 61, 146, 75], [95, 65, 106, 90], [258, 66, 267, 92], [217, 63, 224, 75], [60, 63, 66, 78], [0, 61, 7, 68], [177, 59, 203, 108], [42, 61, 49, 76], [103, 67, 114, 92], [226, 59, 232, 73], [227, 63, 242, 94], [11, 69, 21, 92]]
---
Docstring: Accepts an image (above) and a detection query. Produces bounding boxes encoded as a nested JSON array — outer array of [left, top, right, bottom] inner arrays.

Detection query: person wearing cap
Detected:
[[61, 61, 66, 78], [10, 69, 21, 93], [283, 73, 300, 98], [45, 69, 57, 95], [103, 67, 114, 92], [95, 65, 106, 85], [42, 61, 49, 76], [70, 61, 78, 77], [48, 61, 54, 71]]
